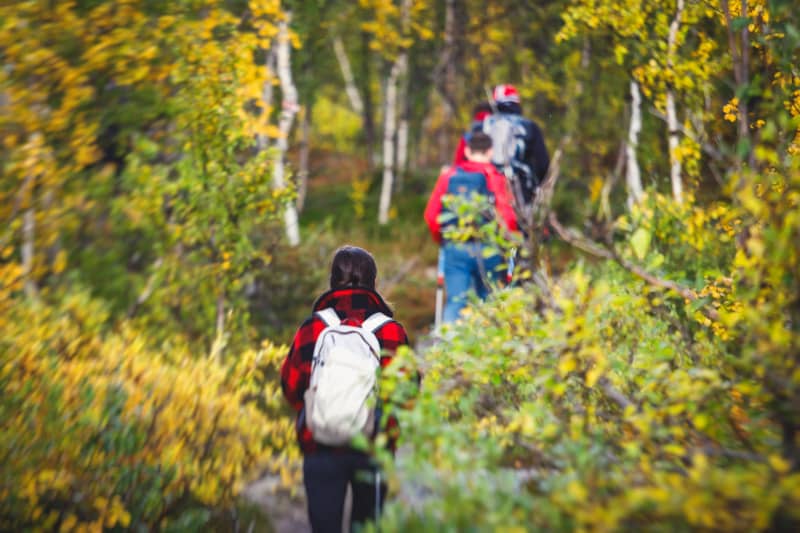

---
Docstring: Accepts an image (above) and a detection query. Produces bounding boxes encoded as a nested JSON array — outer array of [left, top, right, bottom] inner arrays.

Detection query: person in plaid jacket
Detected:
[[281, 245, 410, 532]]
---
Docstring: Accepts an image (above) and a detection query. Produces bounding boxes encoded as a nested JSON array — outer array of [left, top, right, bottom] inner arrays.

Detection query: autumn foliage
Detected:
[[1, 1, 302, 530], [0, 286, 298, 530], [1, 0, 799, 531], [380, 161, 800, 531]]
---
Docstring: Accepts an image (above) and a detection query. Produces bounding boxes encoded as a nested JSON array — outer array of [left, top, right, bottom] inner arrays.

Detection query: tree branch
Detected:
[[547, 212, 719, 321], [126, 257, 164, 318], [648, 106, 724, 162], [598, 377, 636, 411]]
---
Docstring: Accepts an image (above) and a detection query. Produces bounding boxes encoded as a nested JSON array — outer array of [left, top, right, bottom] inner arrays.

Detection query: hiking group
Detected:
[[280, 83, 549, 532], [425, 83, 550, 325]]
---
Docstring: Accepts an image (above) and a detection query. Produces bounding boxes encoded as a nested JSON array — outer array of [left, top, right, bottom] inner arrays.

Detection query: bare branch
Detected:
[[127, 258, 164, 318], [599, 377, 636, 411], [380, 256, 418, 295], [648, 107, 724, 162], [331, 34, 364, 115], [547, 212, 719, 321]]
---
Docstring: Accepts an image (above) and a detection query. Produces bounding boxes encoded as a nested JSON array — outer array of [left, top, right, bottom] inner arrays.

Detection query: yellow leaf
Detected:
[[566, 480, 588, 502], [60, 514, 78, 532], [664, 444, 685, 456], [585, 366, 602, 387], [53, 250, 67, 274], [558, 356, 577, 376], [589, 176, 604, 202], [769, 454, 791, 474], [93, 497, 108, 511], [692, 413, 709, 431]]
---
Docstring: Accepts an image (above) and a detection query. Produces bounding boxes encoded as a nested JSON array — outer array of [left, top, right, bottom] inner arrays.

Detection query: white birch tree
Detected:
[[269, 16, 300, 245], [378, 58, 401, 225], [666, 0, 684, 203], [332, 34, 364, 116], [626, 80, 644, 206], [377, 0, 411, 225]]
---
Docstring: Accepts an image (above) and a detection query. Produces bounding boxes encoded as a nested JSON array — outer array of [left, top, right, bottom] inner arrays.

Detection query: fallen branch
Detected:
[[547, 212, 719, 321]]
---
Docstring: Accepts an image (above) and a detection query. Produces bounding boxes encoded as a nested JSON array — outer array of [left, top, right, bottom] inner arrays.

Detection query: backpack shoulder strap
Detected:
[[315, 308, 341, 327], [361, 312, 392, 333]]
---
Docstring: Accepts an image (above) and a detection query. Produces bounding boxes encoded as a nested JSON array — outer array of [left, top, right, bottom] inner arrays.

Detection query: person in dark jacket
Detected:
[[489, 83, 550, 206], [281, 245, 410, 533]]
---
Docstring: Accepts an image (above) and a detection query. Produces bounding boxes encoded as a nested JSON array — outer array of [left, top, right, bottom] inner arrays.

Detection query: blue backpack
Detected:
[[439, 167, 495, 238]]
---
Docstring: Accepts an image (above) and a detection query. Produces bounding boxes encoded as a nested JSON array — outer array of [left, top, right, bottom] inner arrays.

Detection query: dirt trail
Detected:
[[243, 476, 310, 533]]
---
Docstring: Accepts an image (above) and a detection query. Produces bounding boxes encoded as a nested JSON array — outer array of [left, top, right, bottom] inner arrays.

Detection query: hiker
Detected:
[[483, 83, 550, 210], [424, 132, 519, 323], [453, 101, 493, 165], [280, 245, 410, 533]]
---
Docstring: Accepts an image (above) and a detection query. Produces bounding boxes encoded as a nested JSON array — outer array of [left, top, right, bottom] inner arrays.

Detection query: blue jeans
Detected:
[[442, 242, 503, 323]]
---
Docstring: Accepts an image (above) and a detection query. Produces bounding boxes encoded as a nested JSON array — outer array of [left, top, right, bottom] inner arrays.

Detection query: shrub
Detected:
[[0, 287, 300, 531], [379, 162, 800, 532]]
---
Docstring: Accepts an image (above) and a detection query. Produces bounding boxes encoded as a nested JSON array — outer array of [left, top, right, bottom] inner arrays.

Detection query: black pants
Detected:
[[303, 451, 387, 533]]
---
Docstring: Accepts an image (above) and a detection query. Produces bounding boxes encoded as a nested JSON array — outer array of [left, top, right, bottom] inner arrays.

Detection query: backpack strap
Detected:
[[315, 308, 341, 327], [361, 312, 392, 333]]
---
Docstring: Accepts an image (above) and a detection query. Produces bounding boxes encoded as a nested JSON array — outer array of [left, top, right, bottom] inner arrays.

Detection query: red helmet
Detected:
[[492, 84, 520, 104]]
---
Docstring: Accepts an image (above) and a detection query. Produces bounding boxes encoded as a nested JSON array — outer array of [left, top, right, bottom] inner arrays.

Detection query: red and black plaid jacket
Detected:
[[280, 287, 410, 454]]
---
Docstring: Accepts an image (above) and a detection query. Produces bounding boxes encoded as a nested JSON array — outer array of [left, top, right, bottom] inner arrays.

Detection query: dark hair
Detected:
[[473, 101, 492, 116], [496, 101, 522, 115], [329, 245, 377, 290], [467, 131, 493, 153]]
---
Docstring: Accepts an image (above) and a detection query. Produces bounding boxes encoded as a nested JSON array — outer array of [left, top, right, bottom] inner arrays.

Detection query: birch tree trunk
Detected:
[[361, 31, 377, 168], [396, 53, 409, 188], [437, 0, 458, 162], [272, 16, 300, 246], [22, 208, 37, 298], [296, 104, 311, 212], [378, 58, 401, 225], [332, 34, 364, 116], [377, 0, 411, 225], [215, 290, 225, 343], [258, 47, 276, 151], [666, 0, 684, 203], [626, 79, 644, 206]]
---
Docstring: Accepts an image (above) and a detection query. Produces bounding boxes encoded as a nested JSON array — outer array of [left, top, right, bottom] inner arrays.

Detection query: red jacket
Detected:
[[281, 287, 410, 454], [452, 135, 468, 165], [424, 160, 519, 244]]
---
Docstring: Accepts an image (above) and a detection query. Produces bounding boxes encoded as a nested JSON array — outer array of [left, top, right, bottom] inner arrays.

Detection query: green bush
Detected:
[[379, 162, 800, 532]]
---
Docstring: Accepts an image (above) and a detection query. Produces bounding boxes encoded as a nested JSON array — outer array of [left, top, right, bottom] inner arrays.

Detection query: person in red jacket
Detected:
[[425, 132, 519, 322], [452, 101, 493, 165], [281, 245, 409, 533]]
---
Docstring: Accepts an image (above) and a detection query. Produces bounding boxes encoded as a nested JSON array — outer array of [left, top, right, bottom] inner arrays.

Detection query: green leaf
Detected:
[[630, 227, 651, 260], [736, 137, 752, 159], [730, 16, 749, 32]]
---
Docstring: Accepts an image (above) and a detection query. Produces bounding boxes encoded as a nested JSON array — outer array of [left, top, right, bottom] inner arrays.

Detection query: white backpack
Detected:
[[304, 308, 392, 446], [483, 112, 528, 170], [483, 112, 536, 208]]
